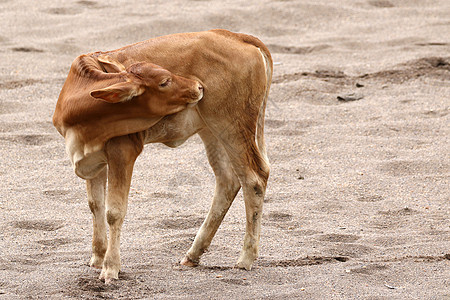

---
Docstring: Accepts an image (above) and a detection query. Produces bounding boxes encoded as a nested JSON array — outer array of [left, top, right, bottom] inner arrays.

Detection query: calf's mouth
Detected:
[[187, 82, 204, 105]]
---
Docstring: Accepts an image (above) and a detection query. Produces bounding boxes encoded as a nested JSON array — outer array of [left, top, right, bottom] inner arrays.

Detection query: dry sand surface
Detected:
[[1, 0, 449, 299]]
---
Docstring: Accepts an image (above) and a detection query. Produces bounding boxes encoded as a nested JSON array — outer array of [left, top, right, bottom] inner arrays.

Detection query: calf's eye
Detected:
[[159, 78, 172, 87]]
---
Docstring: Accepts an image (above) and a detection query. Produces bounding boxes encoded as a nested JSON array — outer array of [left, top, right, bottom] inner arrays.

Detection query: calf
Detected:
[[53, 29, 272, 283]]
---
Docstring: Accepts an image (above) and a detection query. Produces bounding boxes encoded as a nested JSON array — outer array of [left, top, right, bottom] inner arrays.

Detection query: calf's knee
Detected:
[[106, 208, 125, 226]]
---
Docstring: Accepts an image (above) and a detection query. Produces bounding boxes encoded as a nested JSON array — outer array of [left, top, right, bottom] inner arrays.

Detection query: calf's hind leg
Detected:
[[181, 129, 241, 266], [214, 125, 270, 270], [99, 133, 144, 283]]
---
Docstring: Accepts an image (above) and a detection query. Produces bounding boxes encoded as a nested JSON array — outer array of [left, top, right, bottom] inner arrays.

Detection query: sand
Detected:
[[0, 0, 449, 299]]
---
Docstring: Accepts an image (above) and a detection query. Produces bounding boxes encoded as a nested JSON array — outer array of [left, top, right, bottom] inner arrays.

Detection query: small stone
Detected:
[[337, 93, 364, 102]]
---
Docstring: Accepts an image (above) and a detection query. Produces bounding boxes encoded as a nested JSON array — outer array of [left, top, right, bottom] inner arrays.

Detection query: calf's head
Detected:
[[90, 55, 204, 116]]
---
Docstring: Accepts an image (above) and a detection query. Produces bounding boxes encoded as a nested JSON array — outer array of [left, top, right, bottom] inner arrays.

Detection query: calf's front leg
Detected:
[[86, 167, 107, 269], [99, 134, 144, 284]]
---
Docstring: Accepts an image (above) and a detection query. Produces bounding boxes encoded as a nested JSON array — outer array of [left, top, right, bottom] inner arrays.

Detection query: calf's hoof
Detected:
[[104, 277, 117, 285], [235, 256, 254, 271], [180, 255, 198, 267], [89, 255, 104, 269], [99, 266, 120, 284]]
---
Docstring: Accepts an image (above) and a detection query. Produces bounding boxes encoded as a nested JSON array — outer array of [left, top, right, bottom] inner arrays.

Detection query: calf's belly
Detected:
[[143, 107, 205, 147]]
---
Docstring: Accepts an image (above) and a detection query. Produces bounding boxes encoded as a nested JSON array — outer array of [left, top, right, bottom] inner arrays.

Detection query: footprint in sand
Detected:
[[264, 119, 286, 129], [357, 194, 384, 202], [261, 256, 349, 268], [160, 234, 195, 256], [44, 7, 83, 15], [315, 233, 361, 243], [220, 278, 250, 286], [11, 47, 44, 53], [368, 0, 395, 8], [423, 108, 449, 118], [370, 207, 419, 230], [267, 44, 331, 55], [349, 264, 389, 274], [267, 211, 293, 222], [378, 160, 448, 177], [0, 79, 44, 90], [76, 1, 100, 8], [43, 189, 71, 198], [36, 238, 74, 247], [1, 134, 54, 146], [154, 215, 204, 230], [13, 220, 64, 231]]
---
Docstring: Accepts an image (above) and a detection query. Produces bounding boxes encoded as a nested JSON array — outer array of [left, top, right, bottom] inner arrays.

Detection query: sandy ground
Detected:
[[1, 0, 449, 299]]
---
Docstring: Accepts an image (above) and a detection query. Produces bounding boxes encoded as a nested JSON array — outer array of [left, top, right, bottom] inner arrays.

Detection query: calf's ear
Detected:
[[90, 82, 145, 103], [97, 54, 126, 73]]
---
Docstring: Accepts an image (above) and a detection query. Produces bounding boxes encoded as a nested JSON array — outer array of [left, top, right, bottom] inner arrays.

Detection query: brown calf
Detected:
[[53, 29, 272, 283]]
